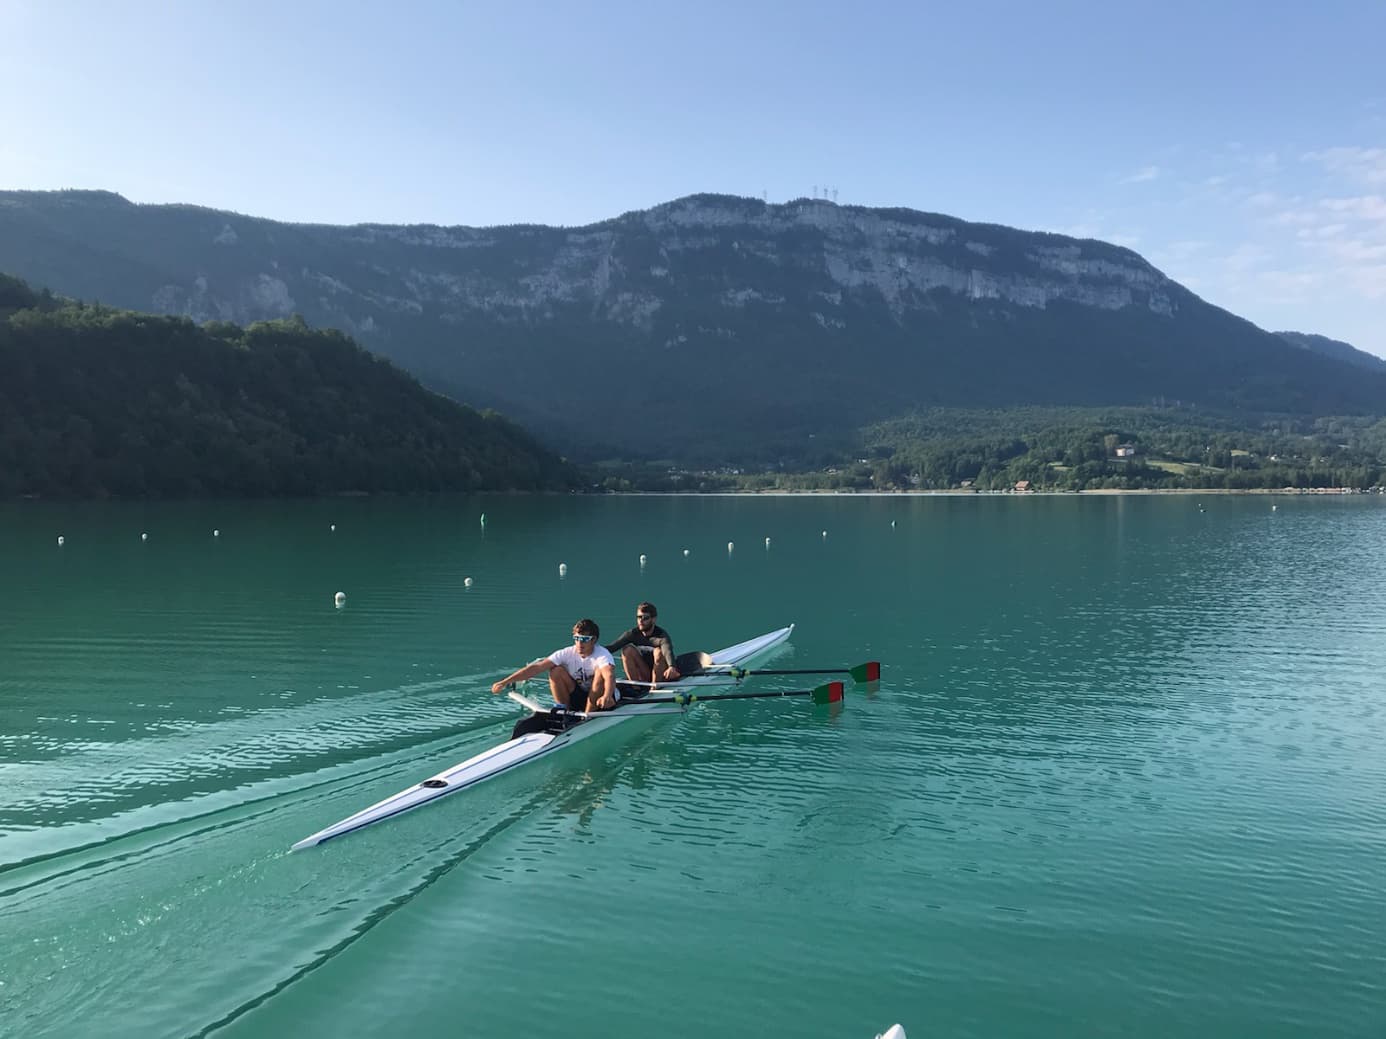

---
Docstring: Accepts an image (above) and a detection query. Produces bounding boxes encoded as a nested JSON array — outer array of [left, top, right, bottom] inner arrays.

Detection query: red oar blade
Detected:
[[849, 662, 881, 683], [811, 681, 845, 705]]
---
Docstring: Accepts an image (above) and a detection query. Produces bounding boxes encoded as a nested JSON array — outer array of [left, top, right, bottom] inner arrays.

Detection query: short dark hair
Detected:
[[637, 602, 657, 617], [573, 618, 600, 639]]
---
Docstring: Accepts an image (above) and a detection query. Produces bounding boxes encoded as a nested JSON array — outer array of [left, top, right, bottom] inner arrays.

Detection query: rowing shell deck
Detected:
[[289, 624, 794, 850]]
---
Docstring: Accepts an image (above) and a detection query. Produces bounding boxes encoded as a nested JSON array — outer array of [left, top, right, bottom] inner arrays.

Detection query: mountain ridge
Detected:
[[1276, 330, 1385, 373], [1, 189, 1380, 463]]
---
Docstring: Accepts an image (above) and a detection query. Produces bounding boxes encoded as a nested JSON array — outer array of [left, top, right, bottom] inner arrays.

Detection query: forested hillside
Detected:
[[0, 274, 578, 498], [603, 406, 1386, 493]]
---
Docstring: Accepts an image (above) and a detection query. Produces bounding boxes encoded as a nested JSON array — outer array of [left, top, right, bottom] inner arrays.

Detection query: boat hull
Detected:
[[290, 624, 794, 850]]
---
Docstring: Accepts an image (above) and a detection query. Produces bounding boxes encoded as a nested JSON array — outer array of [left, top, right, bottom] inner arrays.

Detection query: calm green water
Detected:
[[2, 494, 1384, 1038]]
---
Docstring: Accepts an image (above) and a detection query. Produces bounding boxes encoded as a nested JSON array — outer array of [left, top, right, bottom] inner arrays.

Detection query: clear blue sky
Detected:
[[3, 0, 1383, 354]]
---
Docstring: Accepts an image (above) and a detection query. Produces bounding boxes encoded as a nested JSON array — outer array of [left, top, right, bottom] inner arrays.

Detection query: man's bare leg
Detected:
[[549, 668, 578, 706], [589, 669, 617, 710], [621, 645, 653, 685]]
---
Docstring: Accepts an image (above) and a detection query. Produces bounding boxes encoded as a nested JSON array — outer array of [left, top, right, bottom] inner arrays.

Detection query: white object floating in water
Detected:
[[213, 529, 220, 537], [891, 520, 896, 528], [1272, 504, 1278, 511], [141, 532, 148, 541], [480, 513, 486, 527], [558, 562, 567, 576], [330, 524, 336, 532], [464, 577, 473, 588], [727, 541, 734, 553], [876, 1026, 907, 1039], [822, 530, 828, 538], [683, 548, 690, 557], [334, 591, 346, 607], [639, 553, 647, 567], [765, 537, 771, 548], [56, 535, 64, 546]]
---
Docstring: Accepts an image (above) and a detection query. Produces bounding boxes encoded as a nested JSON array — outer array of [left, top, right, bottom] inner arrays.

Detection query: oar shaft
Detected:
[[710, 661, 880, 682], [641, 689, 812, 703], [637, 681, 845, 706], [730, 667, 846, 675]]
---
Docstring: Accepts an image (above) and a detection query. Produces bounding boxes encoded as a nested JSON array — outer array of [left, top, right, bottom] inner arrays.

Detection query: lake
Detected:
[[2, 493, 1384, 1038]]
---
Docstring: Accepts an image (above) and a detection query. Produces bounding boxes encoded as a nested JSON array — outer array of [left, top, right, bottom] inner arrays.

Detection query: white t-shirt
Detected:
[[544, 644, 615, 691]]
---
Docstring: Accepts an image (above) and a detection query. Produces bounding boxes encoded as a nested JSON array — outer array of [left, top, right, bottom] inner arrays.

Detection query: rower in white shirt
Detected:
[[491, 617, 619, 712]]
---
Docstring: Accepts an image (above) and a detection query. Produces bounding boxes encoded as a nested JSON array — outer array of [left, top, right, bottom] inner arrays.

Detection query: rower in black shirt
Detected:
[[605, 601, 682, 688]]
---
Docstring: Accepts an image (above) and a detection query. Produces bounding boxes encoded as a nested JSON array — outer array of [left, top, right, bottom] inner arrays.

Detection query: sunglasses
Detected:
[[573, 634, 596, 643], [637, 613, 654, 621]]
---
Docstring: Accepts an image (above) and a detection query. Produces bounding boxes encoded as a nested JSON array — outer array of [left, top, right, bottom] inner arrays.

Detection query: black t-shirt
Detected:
[[606, 624, 672, 657]]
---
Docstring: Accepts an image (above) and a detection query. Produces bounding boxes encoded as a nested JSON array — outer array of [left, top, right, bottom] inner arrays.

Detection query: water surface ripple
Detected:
[[1, 495, 1383, 1038]]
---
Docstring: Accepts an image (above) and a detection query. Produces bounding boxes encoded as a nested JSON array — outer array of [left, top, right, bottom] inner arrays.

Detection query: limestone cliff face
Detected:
[[639, 195, 1176, 319], [0, 191, 1175, 333], [0, 189, 1375, 459]]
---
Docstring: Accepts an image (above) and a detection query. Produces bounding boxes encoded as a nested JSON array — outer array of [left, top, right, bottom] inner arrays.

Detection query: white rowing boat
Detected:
[[290, 624, 795, 851]]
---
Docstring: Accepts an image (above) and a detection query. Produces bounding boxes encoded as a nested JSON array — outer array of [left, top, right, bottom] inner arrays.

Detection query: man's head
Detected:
[[572, 618, 600, 656], [636, 602, 657, 630]]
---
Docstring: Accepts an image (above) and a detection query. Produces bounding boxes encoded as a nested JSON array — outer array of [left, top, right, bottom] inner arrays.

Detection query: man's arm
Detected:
[[604, 628, 637, 653], [491, 658, 555, 694], [653, 632, 680, 680]]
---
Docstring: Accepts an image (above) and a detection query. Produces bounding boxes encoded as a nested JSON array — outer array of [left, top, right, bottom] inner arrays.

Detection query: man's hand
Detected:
[[491, 681, 510, 695], [595, 690, 617, 710], [665, 666, 682, 682]]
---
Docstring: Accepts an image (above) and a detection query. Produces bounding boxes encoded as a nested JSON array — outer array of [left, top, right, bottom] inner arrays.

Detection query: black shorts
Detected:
[[509, 684, 647, 740], [510, 687, 593, 739]]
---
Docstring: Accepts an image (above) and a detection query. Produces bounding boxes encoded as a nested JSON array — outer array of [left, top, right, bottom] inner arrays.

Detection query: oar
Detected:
[[700, 661, 880, 682], [639, 681, 846, 706], [615, 676, 744, 689]]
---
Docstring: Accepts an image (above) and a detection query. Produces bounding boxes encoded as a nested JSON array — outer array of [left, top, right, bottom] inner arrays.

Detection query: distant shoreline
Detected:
[[5, 487, 1376, 505], [618, 486, 1374, 497]]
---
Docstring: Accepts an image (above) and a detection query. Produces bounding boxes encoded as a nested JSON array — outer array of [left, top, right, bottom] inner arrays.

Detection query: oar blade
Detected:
[[811, 681, 845, 705], [849, 661, 881, 683]]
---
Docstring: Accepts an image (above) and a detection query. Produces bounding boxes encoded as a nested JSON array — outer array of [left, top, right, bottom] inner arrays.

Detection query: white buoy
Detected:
[[891, 520, 896, 528], [639, 553, 647, 567], [683, 548, 690, 557], [559, 562, 567, 577], [330, 524, 336, 532], [765, 537, 771, 548], [334, 591, 346, 607], [1272, 504, 1278, 511], [822, 530, 828, 538], [213, 529, 220, 537], [464, 577, 473, 588], [141, 532, 148, 541], [480, 513, 486, 528], [56, 535, 64, 546], [727, 541, 734, 553]]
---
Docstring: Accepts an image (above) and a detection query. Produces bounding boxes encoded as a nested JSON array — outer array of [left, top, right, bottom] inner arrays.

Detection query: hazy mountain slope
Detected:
[[1276, 330, 1386, 373], [1, 190, 1380, 463]]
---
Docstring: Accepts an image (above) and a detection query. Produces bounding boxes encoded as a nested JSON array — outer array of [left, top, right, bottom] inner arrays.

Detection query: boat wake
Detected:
[[0, 671, 509, 871], [0, 694, 667, 1039]]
